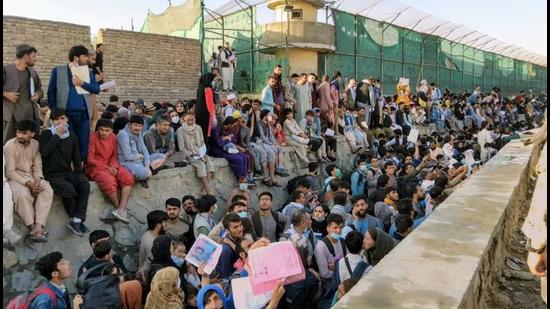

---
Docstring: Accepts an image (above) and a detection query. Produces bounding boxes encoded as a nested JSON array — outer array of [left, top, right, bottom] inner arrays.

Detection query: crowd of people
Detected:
[[3, 41, 547, 308]]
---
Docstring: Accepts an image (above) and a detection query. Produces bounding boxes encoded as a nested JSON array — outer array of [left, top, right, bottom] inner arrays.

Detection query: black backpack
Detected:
[[76, 262, 122, 309], [286, 175, 306, 194]]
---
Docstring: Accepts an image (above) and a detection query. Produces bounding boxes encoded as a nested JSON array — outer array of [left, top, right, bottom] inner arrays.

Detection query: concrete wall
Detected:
[[2, 16, 201, 105], [333, 135, 542, 309]]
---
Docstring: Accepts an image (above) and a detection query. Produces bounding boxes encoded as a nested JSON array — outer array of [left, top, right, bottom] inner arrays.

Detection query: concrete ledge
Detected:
[[333, 138, 536, 309]]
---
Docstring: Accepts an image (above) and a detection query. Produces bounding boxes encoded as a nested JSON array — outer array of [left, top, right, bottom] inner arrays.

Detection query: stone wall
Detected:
[[2, 136, 357, 304], [333, 133, 543, 309], [2, 16, 201, 104]]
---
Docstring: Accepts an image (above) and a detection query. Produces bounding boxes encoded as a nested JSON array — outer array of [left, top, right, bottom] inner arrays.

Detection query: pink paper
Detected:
[[247, 241, 306, 295]]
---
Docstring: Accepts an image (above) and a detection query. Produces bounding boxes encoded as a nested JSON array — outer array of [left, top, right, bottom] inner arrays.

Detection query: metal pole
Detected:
[[286, 9, 290, 78], [380, 22, 384, 82], [200, 0, 205, 74], [355, 14, 358, 78], [250, 6, 254, 93]]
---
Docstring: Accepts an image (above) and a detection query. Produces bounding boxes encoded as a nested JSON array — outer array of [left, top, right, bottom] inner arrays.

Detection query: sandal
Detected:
[[28, 231, 48, 243]]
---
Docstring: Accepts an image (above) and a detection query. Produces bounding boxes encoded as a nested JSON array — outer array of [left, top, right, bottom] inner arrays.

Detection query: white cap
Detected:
[[227, 93, 237, 100]]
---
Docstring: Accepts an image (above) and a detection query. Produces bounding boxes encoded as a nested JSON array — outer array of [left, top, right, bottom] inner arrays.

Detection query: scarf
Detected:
[[365, 227, 395, 266], [49, 123, 70, 139], [180, 123, 201, 155], [145, 267, 184, 309]]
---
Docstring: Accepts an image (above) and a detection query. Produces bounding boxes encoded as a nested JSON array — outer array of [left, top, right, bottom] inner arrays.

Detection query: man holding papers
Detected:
[[48, 45, 100, 159]]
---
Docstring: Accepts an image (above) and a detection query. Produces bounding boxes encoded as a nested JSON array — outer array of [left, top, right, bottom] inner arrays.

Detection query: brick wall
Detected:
[[3, 16, 202, 104], [3, 16, 91, 93], [96, 29, 201, 104]]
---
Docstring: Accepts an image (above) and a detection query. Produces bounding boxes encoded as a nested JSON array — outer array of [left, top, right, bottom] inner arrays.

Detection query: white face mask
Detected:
[[239, 183, 248, 191], [171, 116, 180, 124]]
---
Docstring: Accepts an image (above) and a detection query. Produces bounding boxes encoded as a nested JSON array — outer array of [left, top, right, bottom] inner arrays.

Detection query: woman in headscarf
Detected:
[[208, 116, 249, 180], [145, 266, 184, 309], [196, 73, 218, 142], [363, 227, 396, 266]]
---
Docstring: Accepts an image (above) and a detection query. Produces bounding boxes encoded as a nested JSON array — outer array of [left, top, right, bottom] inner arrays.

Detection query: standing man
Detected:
[[48, 45, 100, 159], [93, 44, 105, 84], [3, 44, 43, 143], [4, 120, 54, 242], [251, 192, 287, 242], [219, 42, 233, 92]]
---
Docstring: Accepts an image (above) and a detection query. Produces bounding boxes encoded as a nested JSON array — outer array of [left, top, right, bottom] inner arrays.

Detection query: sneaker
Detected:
[[67, 221, 84, 237], [79, 222, 90, 233], [275, 169, 290, 177], [328, 156, 337, 162], [112, 209, 130, 224]]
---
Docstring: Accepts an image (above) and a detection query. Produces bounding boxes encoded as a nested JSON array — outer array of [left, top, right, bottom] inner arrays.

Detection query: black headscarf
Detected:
[[151, 235, 172, 266], [365, 227, 395, 266]]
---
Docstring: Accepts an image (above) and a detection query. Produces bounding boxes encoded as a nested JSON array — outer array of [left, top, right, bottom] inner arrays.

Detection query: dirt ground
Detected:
[[486, 204, 546, 308]]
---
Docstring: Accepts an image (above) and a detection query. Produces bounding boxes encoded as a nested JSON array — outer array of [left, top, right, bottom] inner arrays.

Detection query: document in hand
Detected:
[[100, 80, 117, 91], [185, 234, 222, 274], [231, 277, 272, 309], [70, 66, 91, 94], [407, 128, 419, 143], [247, 241, 305, 295]]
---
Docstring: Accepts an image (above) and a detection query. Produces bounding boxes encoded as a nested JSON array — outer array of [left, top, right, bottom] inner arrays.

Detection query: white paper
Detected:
[[325, 128, 335, 137], [361, 121, 368, 129], [70, 66, 91, 94], [199, 145, 207, 158], [30, 77, 35, 96], [185, 234, 222, 275], [407, 128, 419, 143], [100, 80, 116, 91], [232, 277, 272, 309]]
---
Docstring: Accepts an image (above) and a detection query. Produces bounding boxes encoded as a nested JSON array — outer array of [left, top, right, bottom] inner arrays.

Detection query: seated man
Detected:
[[143, 115, 173, 168], [78, 229, 128, 279], [117, 115, 164, 188], [4, 120, 54, 242], [39, 109, 90, 237], [176, 112, 215, 195], [86, 119, 133, 223]]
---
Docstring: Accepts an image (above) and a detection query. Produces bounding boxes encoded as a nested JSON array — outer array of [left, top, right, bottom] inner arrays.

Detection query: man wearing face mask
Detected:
[[280, 210, 317, 265], [164, 198, 190, 243], [48, 45, 100, 159], [193, 194, 218, 239], [350, 158, 368, 197], [209, 200, 256, 243], [315, 213, 346, 308], [215, 213, 245, 279]]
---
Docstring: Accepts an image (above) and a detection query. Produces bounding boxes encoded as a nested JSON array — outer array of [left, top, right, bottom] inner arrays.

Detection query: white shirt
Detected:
[[337, 253, 372, 283]]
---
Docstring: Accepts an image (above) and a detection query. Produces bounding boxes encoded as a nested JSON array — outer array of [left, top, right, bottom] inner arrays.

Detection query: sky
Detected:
[[3, 0, 547, 57]]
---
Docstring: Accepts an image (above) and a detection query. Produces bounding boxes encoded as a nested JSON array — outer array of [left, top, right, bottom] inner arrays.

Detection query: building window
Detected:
[[291, 9, 303, 20]]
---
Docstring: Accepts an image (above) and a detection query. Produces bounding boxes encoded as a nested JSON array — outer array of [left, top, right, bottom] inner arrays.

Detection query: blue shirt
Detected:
[[352, 215, 383, 235], [215, 240, 238, 280], [260, 85, 274, 113], [48, 65, 100, 112], [350, 170, 367, 197], [389, 216, 426, 236]]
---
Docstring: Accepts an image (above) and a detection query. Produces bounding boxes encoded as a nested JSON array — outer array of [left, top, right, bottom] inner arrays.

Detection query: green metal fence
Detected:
[[151, 6, 546, 95]]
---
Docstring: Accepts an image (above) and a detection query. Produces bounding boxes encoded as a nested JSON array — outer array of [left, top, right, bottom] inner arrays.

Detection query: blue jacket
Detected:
[[30, 282, 70, 309], [117, 124, 151, 166], [350, 170, 367, 197]]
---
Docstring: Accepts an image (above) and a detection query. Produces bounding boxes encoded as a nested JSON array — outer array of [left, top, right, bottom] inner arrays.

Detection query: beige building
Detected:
[[260, 0, 335, 75]]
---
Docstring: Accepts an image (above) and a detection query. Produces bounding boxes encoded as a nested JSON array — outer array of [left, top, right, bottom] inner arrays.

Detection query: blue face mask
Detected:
[[330, 232, 342, 240], [303, 228, 312, 238], [238, 211, 248, 219], [171, 255, 184, 267]]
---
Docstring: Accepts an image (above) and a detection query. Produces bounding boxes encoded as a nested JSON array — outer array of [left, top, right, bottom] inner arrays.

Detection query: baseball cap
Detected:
[[227, 93, 237, 101], [313, 107, 321, 113], [136, 99, 146, 107]]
